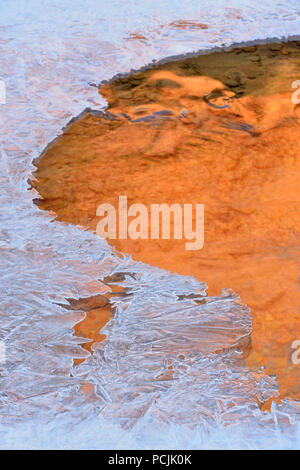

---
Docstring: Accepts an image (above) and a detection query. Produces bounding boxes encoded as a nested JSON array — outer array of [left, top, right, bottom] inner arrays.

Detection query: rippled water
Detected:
[[0, 0, 300, 449]]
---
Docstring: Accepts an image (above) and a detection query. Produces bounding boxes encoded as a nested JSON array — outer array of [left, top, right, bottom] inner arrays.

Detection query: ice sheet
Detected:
[[0, 0, 300, 449]]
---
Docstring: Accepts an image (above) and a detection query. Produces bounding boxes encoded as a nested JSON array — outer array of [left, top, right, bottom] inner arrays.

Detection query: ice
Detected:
[[0, 0, 299, 449]]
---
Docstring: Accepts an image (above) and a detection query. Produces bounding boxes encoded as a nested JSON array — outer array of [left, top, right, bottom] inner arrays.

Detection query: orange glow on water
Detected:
[[33, 42, 300, 400]]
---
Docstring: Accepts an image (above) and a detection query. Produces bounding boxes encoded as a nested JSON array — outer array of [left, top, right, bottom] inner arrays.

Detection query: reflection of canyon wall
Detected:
[[33, 42, 300, 400]]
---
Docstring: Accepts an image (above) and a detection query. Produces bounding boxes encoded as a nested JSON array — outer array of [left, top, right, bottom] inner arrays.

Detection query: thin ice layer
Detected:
[[0, 0, 300, 449]]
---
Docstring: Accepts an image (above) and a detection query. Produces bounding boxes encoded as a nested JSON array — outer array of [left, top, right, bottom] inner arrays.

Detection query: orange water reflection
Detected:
[[33, 41, 300, 401]]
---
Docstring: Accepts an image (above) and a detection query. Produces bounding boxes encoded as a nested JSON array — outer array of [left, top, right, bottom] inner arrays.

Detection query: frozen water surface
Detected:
[[0, 0, 300, 449]]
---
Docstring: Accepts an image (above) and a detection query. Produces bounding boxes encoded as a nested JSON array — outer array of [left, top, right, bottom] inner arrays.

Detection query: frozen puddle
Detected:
[[0, 0, 300, 449]]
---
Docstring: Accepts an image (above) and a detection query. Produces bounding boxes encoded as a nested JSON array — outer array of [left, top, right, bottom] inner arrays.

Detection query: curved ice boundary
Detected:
[[0, 0, 300, 449]]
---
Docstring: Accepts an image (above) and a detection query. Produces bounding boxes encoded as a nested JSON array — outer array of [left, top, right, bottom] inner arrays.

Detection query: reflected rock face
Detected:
[[33, 42, 300, 401]]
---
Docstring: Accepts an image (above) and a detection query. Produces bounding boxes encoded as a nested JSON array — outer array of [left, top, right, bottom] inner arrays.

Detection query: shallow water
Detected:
[[0, 0, 300, 449], [33, 41, 300, 402]]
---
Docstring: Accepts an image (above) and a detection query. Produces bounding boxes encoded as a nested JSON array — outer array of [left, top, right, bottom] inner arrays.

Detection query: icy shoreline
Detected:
[[0, 0, 300, 449]]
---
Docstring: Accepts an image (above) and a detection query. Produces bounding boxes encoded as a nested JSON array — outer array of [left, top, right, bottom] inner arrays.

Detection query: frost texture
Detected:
[[0, 0, 299, 449]]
